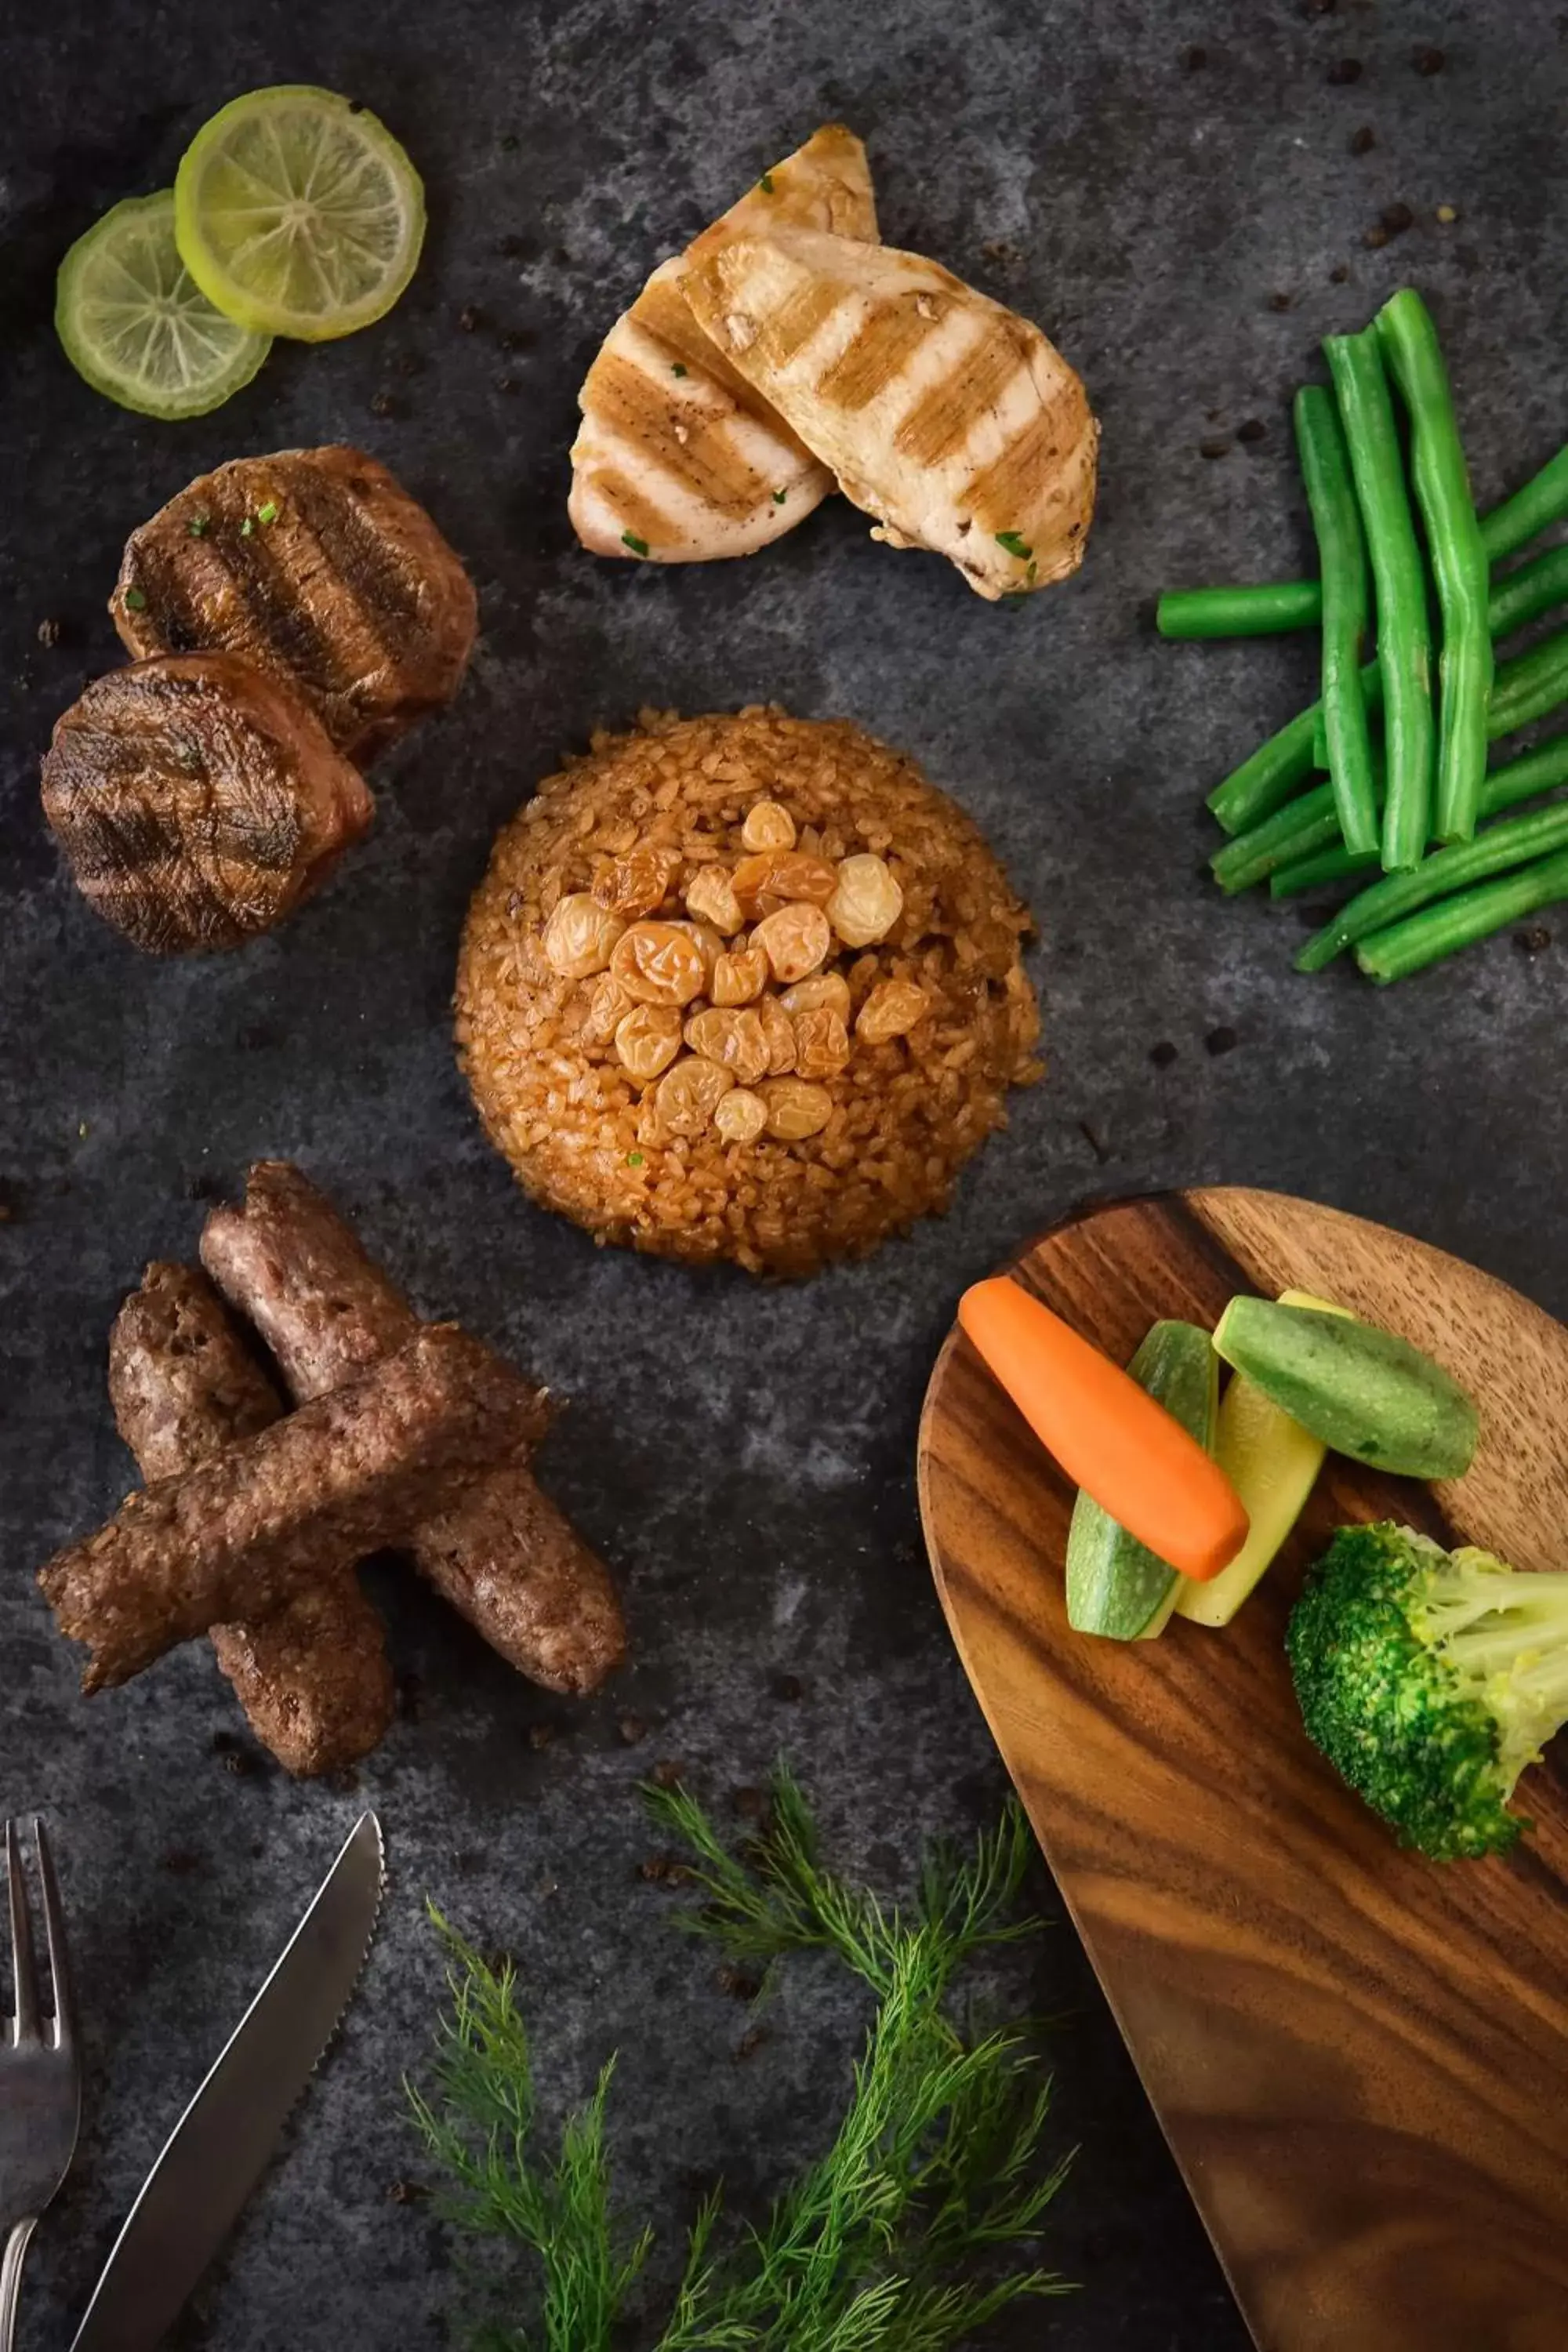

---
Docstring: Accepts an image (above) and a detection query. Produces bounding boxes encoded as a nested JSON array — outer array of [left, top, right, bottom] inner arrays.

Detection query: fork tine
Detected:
[[5, 1820, 40, 2047], [32, 1821, 71, 2055]]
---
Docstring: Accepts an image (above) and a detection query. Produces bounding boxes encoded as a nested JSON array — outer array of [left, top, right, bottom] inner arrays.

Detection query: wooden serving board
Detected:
[[917, 1189, 1568, 2352]]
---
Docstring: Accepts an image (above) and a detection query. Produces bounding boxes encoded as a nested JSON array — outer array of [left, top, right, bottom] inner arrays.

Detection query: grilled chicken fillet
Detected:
[[569, 125, 879, 564], [42, 652, 373, 955], [113, 448, 477, 761], [681, 228, 1098, 599]]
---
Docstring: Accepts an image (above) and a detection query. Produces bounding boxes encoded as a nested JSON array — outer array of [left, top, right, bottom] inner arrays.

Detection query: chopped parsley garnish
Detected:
[[622, 531, 650, 557], [1026, 559, 1038, 586], [122, 586, 147, 610], [995, 529, 1033, 560], [186, 516, 211, 539], [626, 1151, 644, 1167], [671, 362, 688, 377], [759, 171, 775, 193], [771, 488, 788, 505], [256, 500, 278, 525], [238, 516, 255, 538]]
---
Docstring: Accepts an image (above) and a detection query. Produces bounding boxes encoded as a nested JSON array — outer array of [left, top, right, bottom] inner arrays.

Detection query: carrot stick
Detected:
[[957, 1278, 1249, 1581]]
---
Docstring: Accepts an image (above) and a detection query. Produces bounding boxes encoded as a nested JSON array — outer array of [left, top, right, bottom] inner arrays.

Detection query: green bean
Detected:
[[1486, 542, 1568, 641], [1488, 625, 1568, 737], [1377, 291, 1493, 843], [1356, 841, 1568, 982], [1156, 582, 1323, 637], [1294, 386, 1378, 854], [1326, 328, 1435, 870], [1270, 844, 1380, 898], [1205, 497, 1568, 840], [1224, 723, 1568, 898], [1211, 781, 1344, 895], [1298, 800, 1568, 971], [1479, 442, 1568, 564], [1180, 441, 1568, 650]]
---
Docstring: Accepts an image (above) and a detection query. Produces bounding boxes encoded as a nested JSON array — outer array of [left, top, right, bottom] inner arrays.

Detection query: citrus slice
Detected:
[[56, 191, 271, 419], [174, 85, 425, 342]]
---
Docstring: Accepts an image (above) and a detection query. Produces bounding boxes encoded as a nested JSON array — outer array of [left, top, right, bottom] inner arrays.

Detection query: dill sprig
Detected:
[[411, 1769, 1071, 2351]]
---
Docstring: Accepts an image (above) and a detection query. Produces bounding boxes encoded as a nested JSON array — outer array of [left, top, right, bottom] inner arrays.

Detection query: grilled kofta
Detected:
[[112, 447, 478, 762], [41, 652, 373, 954]]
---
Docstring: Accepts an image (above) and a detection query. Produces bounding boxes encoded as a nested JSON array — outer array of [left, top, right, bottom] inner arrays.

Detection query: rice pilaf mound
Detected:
[[455, 709, 1041, 1276]]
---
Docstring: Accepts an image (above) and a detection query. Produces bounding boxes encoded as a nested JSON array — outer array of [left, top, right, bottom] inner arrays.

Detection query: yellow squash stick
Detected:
[[1175, 1290, 1353, 1628]]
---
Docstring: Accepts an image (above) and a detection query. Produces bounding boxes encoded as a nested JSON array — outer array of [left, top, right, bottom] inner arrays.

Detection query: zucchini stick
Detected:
[[1296, 383, 1379, 855], [1356, 841, 1568, 982], [1325, 328, 1435, 870], [1297, 800, 1568, 971], [1377, 290, 1493, 842]]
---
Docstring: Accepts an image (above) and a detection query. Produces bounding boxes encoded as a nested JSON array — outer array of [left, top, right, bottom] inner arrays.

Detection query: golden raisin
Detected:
[[609, 921, 707, 1007], [732, 851, 838, 912], [711, 946, 768, 1007], [761, 1077, 833, 1140], [855, 978, 929, 1044], [827, 854, 903, 949], [593, 843, 681, 918], [655, 1054, 734, 1136], [757, 995, 797, 1074], [543, 893, 626, 979], [779, 973, 852, 1022], [581, 974, 634, 1045], [669, 919, 724, 986], [684, 1006, 771, 1086], [684, 865, 745, 935], [714, 1087, 768, 1145], [741, 800, 797, 853], [792, 1007, 851, 1079], [753, 902, 831, 984], [615, 1004, 684, 1080]]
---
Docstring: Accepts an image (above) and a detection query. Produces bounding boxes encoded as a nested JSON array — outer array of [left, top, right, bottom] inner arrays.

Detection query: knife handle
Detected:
[[0, 2218, 37, 2352]]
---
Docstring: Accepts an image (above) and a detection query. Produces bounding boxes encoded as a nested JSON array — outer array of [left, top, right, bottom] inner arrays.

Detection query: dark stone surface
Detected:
[[2, 2, 1563, 2344]]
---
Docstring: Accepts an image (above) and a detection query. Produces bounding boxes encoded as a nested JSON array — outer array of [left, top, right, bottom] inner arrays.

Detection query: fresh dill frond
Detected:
[[412, 1777, 1070, 2351]]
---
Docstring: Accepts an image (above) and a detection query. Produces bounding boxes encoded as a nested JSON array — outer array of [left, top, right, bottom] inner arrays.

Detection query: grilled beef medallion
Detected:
[[111, 447, 478, 762], [42, 652, 373, 955]]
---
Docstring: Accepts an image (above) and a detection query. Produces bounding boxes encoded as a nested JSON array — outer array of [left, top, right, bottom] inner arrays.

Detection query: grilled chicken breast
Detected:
[[568, 125, 879, 564], [113, 448, 477, 762], [681, 229, 1099, 600], [42, 653, 373, 955]]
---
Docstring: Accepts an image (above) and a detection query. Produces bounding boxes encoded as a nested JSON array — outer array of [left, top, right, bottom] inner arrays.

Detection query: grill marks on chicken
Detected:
[[41, 653, 373, 954], [681, 228, 1099, 601], [114, 448, 477, 761], [568, 125, 880, 564]]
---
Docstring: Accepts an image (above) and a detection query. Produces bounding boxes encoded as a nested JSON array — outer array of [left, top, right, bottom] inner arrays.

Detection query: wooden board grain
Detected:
[[916, 1189, 1568, 2352]]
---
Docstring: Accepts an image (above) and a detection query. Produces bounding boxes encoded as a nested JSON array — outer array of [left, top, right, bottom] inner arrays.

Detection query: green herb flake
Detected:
[[186, 516, 211, 539], [671, 362, 688, 377], [122, 586, 147, 611], [758, 171, 775, 193], [996, 528, 1033, 560], [771, 488, 787, 505], [256, 500, 279, 525], [622, 531, 650, 557], [626, 1151, 644, 1167], [238, 517, 255, 539]]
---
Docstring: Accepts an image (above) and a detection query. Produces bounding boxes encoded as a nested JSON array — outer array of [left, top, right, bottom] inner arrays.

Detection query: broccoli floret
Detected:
[[1286, 1521, 1568, 1860]]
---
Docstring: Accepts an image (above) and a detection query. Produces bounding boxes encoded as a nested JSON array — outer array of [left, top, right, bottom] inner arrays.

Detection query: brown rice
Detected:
[[454, 708, 1041, 1276]]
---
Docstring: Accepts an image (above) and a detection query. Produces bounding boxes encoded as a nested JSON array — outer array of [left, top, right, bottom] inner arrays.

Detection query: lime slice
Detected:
[[174, 85, 425, 342], [56, 191, 271, 419]]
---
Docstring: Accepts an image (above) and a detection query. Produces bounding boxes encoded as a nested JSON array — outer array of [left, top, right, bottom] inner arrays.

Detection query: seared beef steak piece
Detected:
[[41, 652, 372, 955], [112, 447, 478, 761]]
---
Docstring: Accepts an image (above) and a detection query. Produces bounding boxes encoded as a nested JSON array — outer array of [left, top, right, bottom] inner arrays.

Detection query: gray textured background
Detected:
[[2, 2, 1563, 2345]]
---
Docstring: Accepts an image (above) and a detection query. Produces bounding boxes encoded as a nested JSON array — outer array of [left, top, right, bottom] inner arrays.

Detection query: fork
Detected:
[[1, 1822, 80, 2352]]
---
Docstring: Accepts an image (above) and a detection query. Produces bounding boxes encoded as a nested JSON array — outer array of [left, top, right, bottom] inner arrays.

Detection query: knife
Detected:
[[71, 1810, 385, 2352]]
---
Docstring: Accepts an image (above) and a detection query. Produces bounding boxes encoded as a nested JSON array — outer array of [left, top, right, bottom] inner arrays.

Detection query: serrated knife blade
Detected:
[[70, 1809, 385, 2352]]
